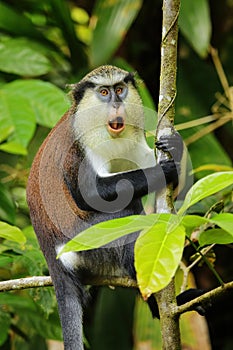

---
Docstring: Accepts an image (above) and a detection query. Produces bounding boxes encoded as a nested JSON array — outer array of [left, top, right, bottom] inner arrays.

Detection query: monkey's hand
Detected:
[[159, 159, 180, 188], [156, 132, 183, 188], [156, 131, 184, 164]]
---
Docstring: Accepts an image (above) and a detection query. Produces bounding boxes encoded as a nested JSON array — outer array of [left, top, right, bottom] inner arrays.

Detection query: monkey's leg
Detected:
[[49, 262, 85, 350]]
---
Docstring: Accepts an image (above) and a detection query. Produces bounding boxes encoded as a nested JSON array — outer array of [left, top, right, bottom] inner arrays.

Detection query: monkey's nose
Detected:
[[107, 116, 125, 136]]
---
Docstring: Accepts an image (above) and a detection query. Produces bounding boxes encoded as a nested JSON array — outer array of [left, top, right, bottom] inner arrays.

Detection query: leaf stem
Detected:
[[187, 237, 225, 287]]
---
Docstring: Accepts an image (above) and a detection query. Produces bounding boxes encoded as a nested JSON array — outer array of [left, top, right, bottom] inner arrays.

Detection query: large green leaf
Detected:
[[57, 214, 176, 257], [179, 0, 212, 58], [0, 221, 26, 243], [0, 39, 51, 76], [178, 172, 233, 215], [135, 222, 186, 298], [2, 80, 69, 128], [58, 215, 157, 256], [90, 0, 142, 66], [0, 89, 36, 153]]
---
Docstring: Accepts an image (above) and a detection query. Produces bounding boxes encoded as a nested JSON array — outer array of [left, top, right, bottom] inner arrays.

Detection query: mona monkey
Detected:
[[27, 66, 203, 349]]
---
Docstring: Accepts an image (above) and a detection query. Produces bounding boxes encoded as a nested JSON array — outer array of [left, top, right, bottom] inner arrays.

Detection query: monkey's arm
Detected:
[[74, 133, 183, 212]]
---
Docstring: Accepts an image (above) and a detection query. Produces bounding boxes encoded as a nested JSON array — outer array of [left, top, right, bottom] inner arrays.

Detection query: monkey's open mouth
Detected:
[[107, 116, 125, 135]]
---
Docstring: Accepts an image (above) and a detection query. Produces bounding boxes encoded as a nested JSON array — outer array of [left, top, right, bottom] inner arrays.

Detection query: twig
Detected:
[[0, 276, 53, 292], [185, 114, 232, 146], [209, 46, 231, 104], [175, 113, 223, 131], [180, 244, 215, 293]]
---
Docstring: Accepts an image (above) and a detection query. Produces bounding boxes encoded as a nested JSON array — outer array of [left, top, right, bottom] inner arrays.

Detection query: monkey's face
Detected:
[[73, 66, 145, 161], [71, 65, 156, 175]]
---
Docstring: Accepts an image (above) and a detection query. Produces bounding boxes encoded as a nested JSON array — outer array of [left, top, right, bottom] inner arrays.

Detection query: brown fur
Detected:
[[26, 111, 89, 247]]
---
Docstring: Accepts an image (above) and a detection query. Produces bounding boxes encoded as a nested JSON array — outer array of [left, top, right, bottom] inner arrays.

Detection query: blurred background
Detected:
[[0, 0, 232, 349]]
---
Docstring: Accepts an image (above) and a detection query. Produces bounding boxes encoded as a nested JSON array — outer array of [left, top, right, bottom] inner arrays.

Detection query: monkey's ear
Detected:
[[124, 70, 144, 90]]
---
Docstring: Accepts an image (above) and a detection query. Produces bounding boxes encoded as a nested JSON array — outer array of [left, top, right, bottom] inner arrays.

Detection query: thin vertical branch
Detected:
[[155, 0, 181, 349], [156, 0, 180, 212]]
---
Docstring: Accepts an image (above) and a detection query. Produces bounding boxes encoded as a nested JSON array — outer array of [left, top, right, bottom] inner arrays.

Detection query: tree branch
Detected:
[[0, 275, 137, 292], [1, 275, 232, 319], [174, 281, 233, 316], [155, 0, 181, 349], [0, 276, 53, 292]]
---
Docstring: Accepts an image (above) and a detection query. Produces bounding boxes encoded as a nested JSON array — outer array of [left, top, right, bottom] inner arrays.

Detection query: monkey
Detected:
[[26, 65, 203, 350]]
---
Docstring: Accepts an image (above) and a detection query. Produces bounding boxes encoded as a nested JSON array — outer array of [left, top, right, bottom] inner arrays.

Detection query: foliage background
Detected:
[[0, 0, 232, 349]]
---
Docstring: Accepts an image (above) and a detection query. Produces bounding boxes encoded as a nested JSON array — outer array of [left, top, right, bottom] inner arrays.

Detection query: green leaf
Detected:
[[0, 183, 15, 224], [0, 142, 27, 155], [0, 221, 26, 243], [90, 0, 142, 66], [58, 215, 152, 256], [0, 256, 13, 268], [0, 3, 47, 41], [135, 222, 186, 298], [179, 0, 211, 58], [181, 215, 209, 237], [199, 228, 233, 246], [30, 287, 57, 317], [3, 80, 69, 128], [178, 172, 233, 215], [50, 0, 87, 70], [0, 88, 36, 150], [0, 310, 11, 346], [209, 213, 233, 235], [0, 293, 37, 311], [0, 39, 51, 76], [193, 164, 233, 174], [20, 308, 62, 341], [0, 291, 60, 341], [0, 125, 14, 143], [58, 214, 175, 257]]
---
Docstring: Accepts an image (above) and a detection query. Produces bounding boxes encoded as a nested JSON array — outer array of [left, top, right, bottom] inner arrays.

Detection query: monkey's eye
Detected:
[[115, 86, 123, 95], [100, 88, 109, 96]]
